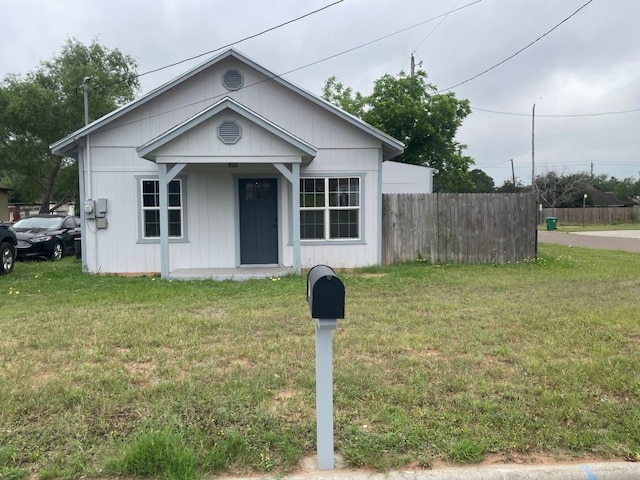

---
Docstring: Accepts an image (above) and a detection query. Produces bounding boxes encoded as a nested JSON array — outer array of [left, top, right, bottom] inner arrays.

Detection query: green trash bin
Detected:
[[545, 217, 557, 231]]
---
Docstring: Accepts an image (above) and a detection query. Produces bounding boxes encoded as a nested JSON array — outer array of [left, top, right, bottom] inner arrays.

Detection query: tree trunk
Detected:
[[39, 155, 62, 213]]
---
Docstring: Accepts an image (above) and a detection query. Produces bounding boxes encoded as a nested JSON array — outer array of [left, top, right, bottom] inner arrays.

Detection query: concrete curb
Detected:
[[231, 463, 640, 480]]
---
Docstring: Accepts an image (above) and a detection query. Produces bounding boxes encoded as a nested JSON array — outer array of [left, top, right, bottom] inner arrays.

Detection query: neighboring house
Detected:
[[381, 161, 436, 194], [8, 203, 76, 222], [51, 49, 403, 279], [0, 185, 10, 222], [585, 186, 635, 207]]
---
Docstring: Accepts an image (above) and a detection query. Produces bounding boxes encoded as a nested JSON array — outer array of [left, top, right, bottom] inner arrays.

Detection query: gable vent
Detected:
[[217, 120, 241, 144], [222, 69, 243, 91]]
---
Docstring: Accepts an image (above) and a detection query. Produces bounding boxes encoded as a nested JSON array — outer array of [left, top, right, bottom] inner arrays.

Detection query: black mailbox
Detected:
[[307, 265, 345, 319]]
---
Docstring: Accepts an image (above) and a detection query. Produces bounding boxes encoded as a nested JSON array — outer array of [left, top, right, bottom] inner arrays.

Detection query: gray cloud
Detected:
[[1, 0, 638, 184]]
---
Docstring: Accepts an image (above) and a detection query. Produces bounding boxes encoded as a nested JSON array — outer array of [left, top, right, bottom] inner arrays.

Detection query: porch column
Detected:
[[292, 163, 301, 274], [274, 162, 301, 274], [159, 162, 186, 279]]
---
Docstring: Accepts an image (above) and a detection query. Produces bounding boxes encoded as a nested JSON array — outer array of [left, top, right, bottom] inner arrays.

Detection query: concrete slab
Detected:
[[224, 462, 640, 480], [170, 265, 295, 281]]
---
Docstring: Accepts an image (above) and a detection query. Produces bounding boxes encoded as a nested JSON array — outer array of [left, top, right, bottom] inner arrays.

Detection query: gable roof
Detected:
[[137, 96, 317, 162], [585, 186, 635, 206], [51, 48, 404, 159]]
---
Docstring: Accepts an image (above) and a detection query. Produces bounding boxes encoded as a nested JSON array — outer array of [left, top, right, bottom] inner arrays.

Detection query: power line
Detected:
[[438, 0, 595, 92], [93, 0, 346, 93], [414, 0, 465, 52], [401, 0, 467, 72], [97, 1, 485, 134], [472, 106, 640, 118]]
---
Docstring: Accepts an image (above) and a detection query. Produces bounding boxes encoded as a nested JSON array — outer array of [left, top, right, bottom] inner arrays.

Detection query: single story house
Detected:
[[51, 49, 403, 280], [381, 161, 437, 194]]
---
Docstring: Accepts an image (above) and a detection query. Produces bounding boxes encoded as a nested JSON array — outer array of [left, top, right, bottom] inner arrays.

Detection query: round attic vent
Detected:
[[222, 69, 243, 91], [218, 120, 241, 144]]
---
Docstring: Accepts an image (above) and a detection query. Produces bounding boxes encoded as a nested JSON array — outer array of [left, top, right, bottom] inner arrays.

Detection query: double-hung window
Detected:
[[141, 179, 183, 238], [300, 177, 360, 240]]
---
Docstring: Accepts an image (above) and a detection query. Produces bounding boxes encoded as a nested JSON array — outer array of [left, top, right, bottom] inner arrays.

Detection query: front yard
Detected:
[[1, 244, 639, 479]]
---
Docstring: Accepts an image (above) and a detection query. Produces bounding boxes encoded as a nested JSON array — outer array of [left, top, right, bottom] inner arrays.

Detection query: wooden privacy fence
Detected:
[[541, 206, 640, 225], [382, 193, 537, 265]]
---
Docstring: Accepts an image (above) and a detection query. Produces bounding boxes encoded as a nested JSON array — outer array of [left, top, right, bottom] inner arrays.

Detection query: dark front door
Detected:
[[239, 178, 278, 264]]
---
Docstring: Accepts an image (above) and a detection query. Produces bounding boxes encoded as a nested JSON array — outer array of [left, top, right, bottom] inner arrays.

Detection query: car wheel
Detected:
[[51, 241, 63, 260], [0, 242, 15, 274]]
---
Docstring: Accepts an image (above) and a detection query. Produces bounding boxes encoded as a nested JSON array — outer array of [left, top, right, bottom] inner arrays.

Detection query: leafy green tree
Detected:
[[496, 180, 527, 193], [593, 173, 640, 200], [459, 169, 495, 193], [0, 38, 139, 212], [323, 71, 473, 192]]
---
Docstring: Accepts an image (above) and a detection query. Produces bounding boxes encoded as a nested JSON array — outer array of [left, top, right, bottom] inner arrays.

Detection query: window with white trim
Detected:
[[300, 177, 360, 240], [141, 179, 183, 238]]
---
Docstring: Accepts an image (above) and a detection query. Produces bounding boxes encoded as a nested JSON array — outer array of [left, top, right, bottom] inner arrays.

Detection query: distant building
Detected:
[[8, 203, 76, 222], [382, 161, 437, 194]]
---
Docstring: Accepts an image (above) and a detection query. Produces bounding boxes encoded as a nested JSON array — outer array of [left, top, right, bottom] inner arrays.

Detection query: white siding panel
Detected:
[[295, 147, 381, 268], [153, 113, 306, 158], [182, 166, 237, 268], [90, 57, 382, 154], [382, 161, 435, 194]]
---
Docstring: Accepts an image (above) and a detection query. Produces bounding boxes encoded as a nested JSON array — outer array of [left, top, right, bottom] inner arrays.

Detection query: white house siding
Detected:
[[91, 58, 380, 152], [150, 112, 307, 162], [79, 54, 392, 274], [279, 148, 382, 269], [382, 161, 435, 194]]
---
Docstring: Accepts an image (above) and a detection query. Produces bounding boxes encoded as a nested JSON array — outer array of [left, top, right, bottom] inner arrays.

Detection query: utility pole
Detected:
[[590, 161, 594, 179], [410, 53, 415, 77], [531, 103, 536, 195], [510, 159, 516, 187], [81, 77, 91, 126]]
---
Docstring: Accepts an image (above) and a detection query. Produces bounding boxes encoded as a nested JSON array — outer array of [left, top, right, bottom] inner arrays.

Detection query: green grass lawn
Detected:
[[1, 245, 639, 480]]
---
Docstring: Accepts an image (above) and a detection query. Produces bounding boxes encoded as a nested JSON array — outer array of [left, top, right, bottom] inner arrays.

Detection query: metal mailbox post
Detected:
[[306, 265, 345, 470]]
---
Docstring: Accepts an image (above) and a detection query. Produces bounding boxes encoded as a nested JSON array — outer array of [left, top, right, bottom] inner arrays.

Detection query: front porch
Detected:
[[170, 265, 296, 281]]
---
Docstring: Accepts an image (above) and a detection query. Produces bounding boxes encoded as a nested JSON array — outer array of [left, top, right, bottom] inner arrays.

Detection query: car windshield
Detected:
[[13, 217, 63, 229]]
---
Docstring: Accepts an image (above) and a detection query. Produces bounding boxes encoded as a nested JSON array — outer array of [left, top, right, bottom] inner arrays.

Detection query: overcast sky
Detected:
[[1, 0, 638, 185]]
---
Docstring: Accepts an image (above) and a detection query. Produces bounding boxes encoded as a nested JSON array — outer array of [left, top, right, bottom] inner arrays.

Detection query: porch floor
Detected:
[[169, 265, 296, 281]]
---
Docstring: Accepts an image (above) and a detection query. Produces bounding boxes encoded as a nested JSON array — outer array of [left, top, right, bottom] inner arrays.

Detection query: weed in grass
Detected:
[[447, 437, 486, 463], [108, 430, 198, 480], [0, 446, 28, 480]]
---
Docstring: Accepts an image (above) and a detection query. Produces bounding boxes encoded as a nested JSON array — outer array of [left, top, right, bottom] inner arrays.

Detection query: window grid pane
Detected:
[[300, 210, 325, 239], [300, 178, 325, 208], [141, 179, 183, 238], [300, 177, 360, 240], [329, 210, 359, 239]]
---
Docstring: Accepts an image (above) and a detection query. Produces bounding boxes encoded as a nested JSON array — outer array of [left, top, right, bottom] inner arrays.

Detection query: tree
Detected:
[[496, 180, 527, 193], [461, 169, 495, 193], [535, 170, 592, 208], [0, 38, 139, 212], [593, 173, 640, 201], [322, 71, 473, 192]]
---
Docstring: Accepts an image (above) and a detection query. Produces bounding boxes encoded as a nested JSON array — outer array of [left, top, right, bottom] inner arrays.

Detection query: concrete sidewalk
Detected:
[[230, 462, 640, 480]]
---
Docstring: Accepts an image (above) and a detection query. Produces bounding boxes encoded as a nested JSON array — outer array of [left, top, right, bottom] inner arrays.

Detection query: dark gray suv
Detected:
[[1, 221, 17, 274]]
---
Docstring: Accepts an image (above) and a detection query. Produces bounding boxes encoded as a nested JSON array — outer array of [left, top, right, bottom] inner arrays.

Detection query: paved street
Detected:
[[538, 230, 640, 253]]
